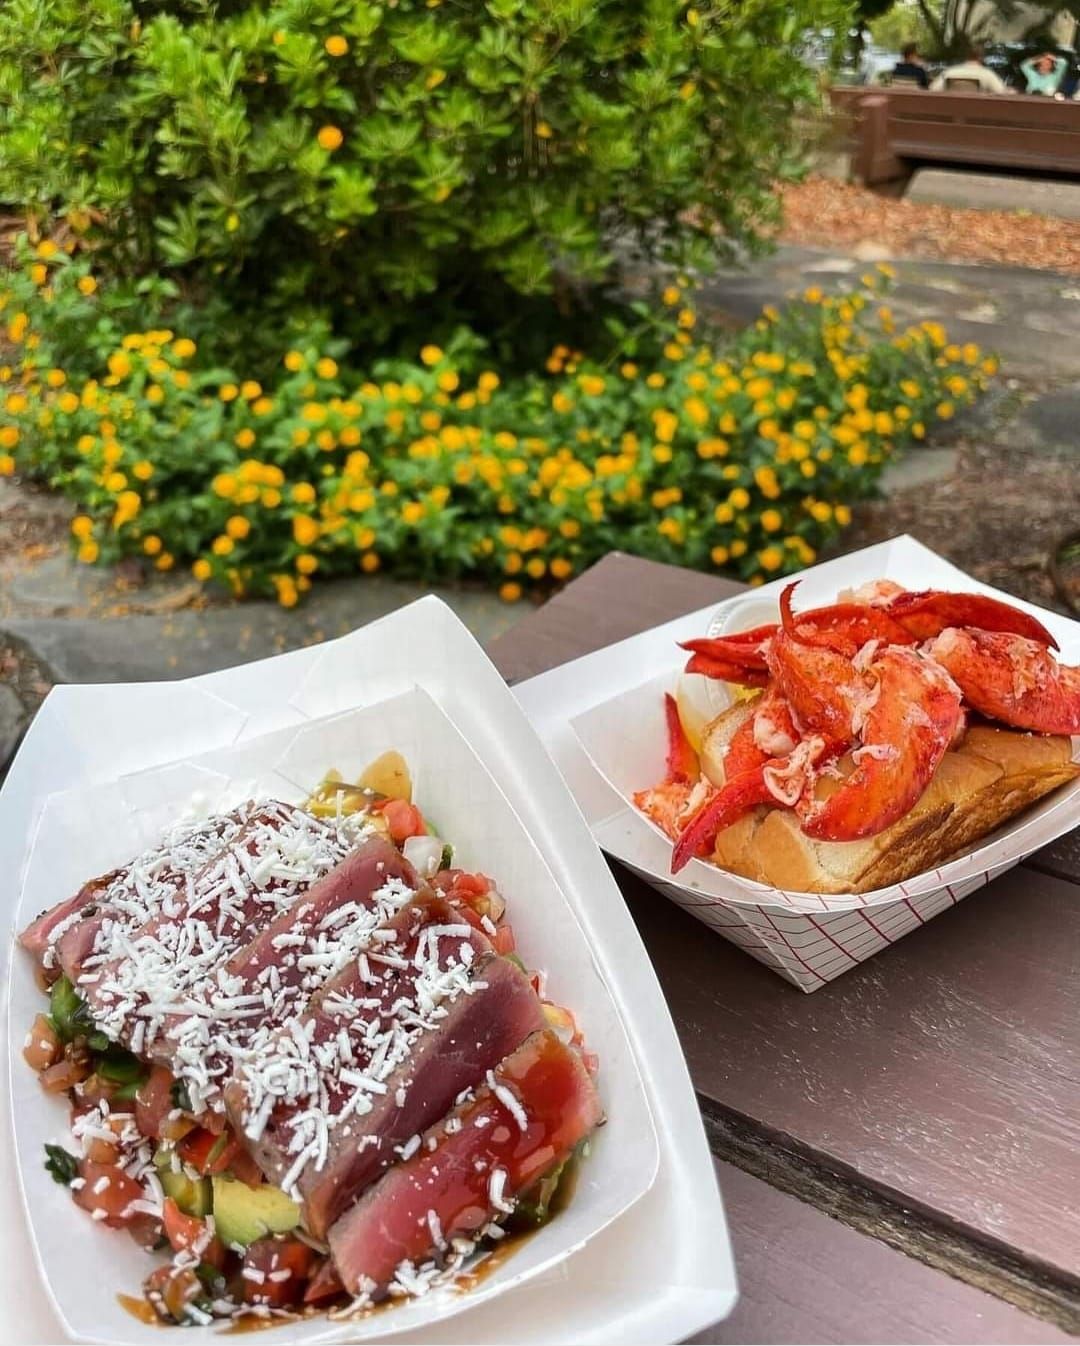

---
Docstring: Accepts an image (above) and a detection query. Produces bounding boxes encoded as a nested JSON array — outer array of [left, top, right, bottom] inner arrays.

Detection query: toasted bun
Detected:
[[700, 710, 1078, 894]]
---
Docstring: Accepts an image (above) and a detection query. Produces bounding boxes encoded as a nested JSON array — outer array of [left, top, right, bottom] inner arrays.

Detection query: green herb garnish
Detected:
[[96, 1048, 145, 1085], [439, 843, 454, 871], [44, 1143, 80, 1186]]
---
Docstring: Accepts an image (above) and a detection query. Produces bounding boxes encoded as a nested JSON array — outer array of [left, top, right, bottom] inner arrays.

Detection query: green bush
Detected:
[[0, 0, 849, 361], [1, 239, 993, 606]]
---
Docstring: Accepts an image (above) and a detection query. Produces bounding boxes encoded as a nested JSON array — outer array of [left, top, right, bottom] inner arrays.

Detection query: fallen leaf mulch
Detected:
[[777, 176, 1080, 274]]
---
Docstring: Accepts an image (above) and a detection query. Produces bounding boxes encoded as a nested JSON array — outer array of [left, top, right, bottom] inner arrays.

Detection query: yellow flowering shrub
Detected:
[[0, 244, 994, 603]]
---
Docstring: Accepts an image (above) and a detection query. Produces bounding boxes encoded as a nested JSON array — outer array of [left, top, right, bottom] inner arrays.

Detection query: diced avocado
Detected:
[[211, 1175, 301, 1249], [160, 1167, 212, 1217]]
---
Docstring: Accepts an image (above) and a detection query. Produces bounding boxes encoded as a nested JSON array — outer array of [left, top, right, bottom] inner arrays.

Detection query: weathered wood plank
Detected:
[[697, 1161, 1075, 1344]]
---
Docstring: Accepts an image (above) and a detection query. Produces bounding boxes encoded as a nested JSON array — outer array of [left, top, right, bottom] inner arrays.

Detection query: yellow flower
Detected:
[[437, 370, 459, 393], [652, 444, 673, 464], [234, 428, 256, 449], [104, 471, 127, 492], [238, 380, 261, 400], [226, 515, 251, 540], [262, 488, 282, 508], [55, 391, 78, 415], [192, 558, 213, 582], [552, 391, 574, 414], [677, 308, 696, 330], [981, 356, 999, 376], [803, 286, 823, 304], [578, 374, 606, 396], [153, 552, 174, 572], [361, 551, 380, 573], [535, 121, 553, 139], [761, 509, 783, 533], [142, 535, 163, 556], [848, 444, 868, 467], [296, 553, 319, 575], [662, 285, 680, 307], [663, 342, 683, 361], [252, 396, 274, 417], [835, 504, 852, 526], [0, 425, 18, 449], [325, 34, 348, 56], [913, 422, 926, 439], [714, 503, 734, 525], [291, 482, 317, 505], [499, 581, 523, 602], [758, 546, 783, 572], [211, 535, 234, 557], [679, 80, 697, 100], [77, 275, 98, 296], [936, 401, 954, 420], [44, 368, 66, 389], [293, 515, 321, 546], [645, 373, 665, 389], [315, 358, 338, 380], [302, 401, 327, 423], [730, 539, 747, 558], [526, 557, 546, 579], [874, 411, 894, 436], [30, 263, 47, 286], [478, 371, 500, 393], [212, 472, 238, 498], [420, 345, 444, 367], [961, 343, 980, 365], [107, 352, 132, 380], [77, 540, 99, 564], [697, 437, 728, 460], [71, 515, 94, 540], [710, 545, 729, 566], [401, 501, 425, 525], [219, 382, 239, 402], [729, 487, 750, 510], [318, 125, 344, 151]]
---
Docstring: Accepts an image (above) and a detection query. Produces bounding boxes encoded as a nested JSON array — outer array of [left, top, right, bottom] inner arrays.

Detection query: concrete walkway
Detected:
[[3, 244, 1080, 774]]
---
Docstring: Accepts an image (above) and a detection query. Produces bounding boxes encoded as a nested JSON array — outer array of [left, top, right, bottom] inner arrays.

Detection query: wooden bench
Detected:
[[829, 85, 1080, 188]]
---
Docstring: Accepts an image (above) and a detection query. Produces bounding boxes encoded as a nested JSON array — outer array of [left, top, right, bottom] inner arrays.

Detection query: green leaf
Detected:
[[44, 1144, 80, 1186]]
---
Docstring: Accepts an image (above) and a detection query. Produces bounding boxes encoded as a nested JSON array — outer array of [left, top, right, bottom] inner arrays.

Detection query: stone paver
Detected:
[[907, 169, 1080, 222], [0, 682, 27, 771], [0, 573, 518, 686]]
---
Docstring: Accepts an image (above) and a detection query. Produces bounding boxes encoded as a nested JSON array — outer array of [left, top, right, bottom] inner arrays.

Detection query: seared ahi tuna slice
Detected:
[[327, 1029, 603, 1295], [19, 872, 118, 972], [54, 807, 255, 985], [78, 803, 369, 1104], [227, 900, 543, 1239], [223, 835, 420, 992], [19, 806, 251, 974], [149, 836, 422, 1103]]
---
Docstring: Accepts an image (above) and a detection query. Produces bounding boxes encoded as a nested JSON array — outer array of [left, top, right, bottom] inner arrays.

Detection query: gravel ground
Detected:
[[777, 177, 1080, 275]]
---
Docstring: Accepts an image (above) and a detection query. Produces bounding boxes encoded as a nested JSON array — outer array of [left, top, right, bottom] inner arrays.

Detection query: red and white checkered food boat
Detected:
[[517, 536, 1080, 992]]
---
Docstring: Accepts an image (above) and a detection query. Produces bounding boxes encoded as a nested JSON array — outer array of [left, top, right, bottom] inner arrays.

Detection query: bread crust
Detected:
[[699, 704, 1078, 894]]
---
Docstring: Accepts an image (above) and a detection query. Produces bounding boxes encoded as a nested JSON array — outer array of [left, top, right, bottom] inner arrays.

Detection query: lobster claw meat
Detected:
[[926, 628, 1080, 735], [798, 647, 964, 842], [663, 692, 699, 784], [671, 768, 773, 873], [680, 627, 775, 688], [885, 589, 1059, 650]]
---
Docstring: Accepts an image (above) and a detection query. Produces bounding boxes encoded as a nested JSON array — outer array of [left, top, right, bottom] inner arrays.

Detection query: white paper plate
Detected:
[[0, 597, 736, 1344]]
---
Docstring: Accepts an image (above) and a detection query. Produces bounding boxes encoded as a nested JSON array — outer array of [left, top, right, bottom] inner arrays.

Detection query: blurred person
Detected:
[[931, 42, 1011, 94], [892, 42, 930, 88], [1021, 51, 1068, 95]]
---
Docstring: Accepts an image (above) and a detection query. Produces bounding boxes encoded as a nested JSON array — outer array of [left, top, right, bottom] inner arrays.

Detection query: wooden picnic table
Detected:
[[486, 553, 1080, 1346]]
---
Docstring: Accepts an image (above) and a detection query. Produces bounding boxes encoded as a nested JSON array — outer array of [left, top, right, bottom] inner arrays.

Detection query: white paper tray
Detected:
[[513, 536, 1080, 991], [0, 597, 735, 1343]]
